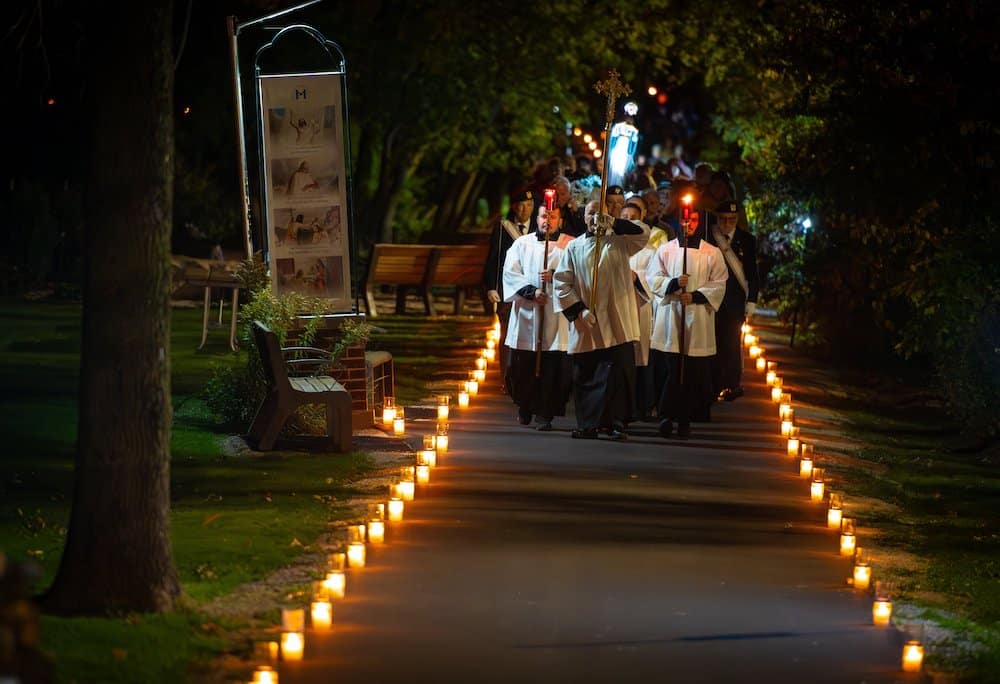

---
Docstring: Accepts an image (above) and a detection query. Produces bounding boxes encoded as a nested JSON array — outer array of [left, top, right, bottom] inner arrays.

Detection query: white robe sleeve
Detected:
[[696, 247, 729, 312], [646, 243, 675, 301], [553, 242, 581, 314], [501, 238, 535, 303]]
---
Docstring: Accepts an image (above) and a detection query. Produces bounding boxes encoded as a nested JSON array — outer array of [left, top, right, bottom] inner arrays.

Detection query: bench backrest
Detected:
[[252, 321, 288, 390], [366, 244, 436, 288], [426, 244, 489, 287]]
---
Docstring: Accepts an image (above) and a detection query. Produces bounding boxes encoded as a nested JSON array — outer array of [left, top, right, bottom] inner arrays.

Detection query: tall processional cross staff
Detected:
[[590, 70, 631, 312], [678, 193, 695, 385], [536, 188, 556, 377]]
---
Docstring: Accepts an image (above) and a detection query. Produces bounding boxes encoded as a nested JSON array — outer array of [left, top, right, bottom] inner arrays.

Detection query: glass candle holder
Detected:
[[458, 390, 470, 407], [771, 385, 783, 403], [781, 419, 794, 437], [253, 665, 279, 684], [840, 517, 857, 556], [423, 434, 437, 450], [749, 345, 762, 359], [475, 356, 487, 371], [902, 641, 924, 673], [810, 467, 825, 502], [280, 631, 304, 661], [484, 347, 496, 362], [347, 541, 366, 568], [418, 448, 437, 467], [393, 407, 405, 435], [437, 395, 450, 420], [766, 370, 777, 386], [311, 599, 332, 629], [787, 427, 801, 457], [323, 569, 346, 598], [756, 357, 766, 372], [872, 580, 894, 626], [368, 518, 385, 543], [381, 397, 396, 426], [416, 464, 430, 485], [473, 368, 486, 383], [281, 608, 305, 632], [827, 492, 844, 529], [327, 552, 346, 570], [853, 546, 871, 590], [799, 455, 814, 478], [387, 497, 404, 521], [779, 402, 793, 420], [436, 423, 449, 452]]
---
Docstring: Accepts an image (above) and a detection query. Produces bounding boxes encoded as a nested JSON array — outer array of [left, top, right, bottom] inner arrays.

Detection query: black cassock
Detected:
[[651, 350, 715, 424], [707, 227, 759, 393], [571, 342, 636, 430], [504, 350, 572, 420]]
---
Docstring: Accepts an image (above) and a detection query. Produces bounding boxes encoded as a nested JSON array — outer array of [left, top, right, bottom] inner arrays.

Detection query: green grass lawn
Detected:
[[0, 299, 489, 682]]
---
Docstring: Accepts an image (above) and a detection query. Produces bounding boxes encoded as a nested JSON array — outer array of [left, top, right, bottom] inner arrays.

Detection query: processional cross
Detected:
[[590, 70, 631, 312]]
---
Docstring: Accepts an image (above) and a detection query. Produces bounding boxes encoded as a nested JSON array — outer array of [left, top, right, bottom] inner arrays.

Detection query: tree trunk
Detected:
[[43, 0, 180, 614]]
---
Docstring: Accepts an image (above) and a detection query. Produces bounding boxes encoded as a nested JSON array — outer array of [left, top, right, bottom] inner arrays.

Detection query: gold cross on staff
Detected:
[[588, 70, 632, 313], [594, 69, 631, 125]]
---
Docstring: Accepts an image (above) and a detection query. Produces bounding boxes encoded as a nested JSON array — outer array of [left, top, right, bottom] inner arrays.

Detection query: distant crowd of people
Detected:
[[484, 152, 760, 440]]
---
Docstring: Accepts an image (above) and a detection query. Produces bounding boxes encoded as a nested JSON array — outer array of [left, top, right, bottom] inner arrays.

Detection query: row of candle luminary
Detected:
[[744, 325, 925, 675], [244, 319, 503, 684]]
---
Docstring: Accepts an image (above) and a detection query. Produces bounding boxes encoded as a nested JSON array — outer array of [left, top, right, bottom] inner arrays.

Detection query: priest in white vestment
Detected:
[[646, 213, 728, 438], [502, 206, 571, 431], [554, 198, 649, 440]]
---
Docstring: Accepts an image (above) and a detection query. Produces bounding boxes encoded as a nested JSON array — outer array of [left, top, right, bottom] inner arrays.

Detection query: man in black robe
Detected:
[[706, 200, 760, 401]]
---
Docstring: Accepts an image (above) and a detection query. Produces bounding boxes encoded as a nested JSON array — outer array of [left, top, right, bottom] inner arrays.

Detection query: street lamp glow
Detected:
[[573, 126, 582, 136], [647, 85, 657, 96], [592, 149, 602, 158], [583, 133, 593, 143]]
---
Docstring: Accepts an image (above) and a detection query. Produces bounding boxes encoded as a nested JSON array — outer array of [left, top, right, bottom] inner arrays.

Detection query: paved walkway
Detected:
[[284, 342, 922, 683]]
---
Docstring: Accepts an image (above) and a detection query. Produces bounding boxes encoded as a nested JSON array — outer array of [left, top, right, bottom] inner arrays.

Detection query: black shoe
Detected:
[[517, 409, 532, 425], [608, 427, 628, 441], [536, 420, 553, 432], [729, 386, 744, 400], [658, 419, 673, 438], [571, 428, 599, 439], [676, 422, 691, 439]]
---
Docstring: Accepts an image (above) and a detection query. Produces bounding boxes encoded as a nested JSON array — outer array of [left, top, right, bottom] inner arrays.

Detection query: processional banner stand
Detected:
[[227, 0, 360, 315]]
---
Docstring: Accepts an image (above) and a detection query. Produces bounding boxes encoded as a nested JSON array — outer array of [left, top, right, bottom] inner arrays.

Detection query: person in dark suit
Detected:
[[484, 188, 536, 385], [706, 199, 760, 401]]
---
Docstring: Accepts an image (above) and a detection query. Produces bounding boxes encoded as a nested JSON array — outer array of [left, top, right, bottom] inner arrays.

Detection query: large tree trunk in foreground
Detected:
[[43, 0, 180, 614]]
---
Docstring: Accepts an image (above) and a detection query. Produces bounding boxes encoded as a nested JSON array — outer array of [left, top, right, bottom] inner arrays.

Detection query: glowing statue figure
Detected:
[[607, 116, 639, 187]]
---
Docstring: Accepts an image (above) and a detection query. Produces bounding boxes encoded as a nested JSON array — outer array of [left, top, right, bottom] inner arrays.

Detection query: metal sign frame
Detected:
[[228, 4, 360, 314]]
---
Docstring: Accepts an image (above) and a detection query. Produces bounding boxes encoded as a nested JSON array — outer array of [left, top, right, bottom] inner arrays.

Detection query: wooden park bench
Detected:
[[425, 244, 491, 315], [248, 321, 352, 452], [363, 243, 490, 316], [364, 244, 436, 316]]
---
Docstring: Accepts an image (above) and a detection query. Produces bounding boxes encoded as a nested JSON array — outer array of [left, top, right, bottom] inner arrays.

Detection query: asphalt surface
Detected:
[[283, 355, 923, 684]]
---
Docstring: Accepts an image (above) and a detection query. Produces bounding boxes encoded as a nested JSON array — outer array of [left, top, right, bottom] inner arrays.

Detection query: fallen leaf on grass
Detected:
[[202, 513, 222, 526]]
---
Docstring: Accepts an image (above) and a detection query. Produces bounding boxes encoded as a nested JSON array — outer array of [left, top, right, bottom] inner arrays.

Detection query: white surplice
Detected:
[[554, 223, 650, 354], [646, 239, 728, 357], [630, 243, 656, 366], [502, 233, 568, 352]]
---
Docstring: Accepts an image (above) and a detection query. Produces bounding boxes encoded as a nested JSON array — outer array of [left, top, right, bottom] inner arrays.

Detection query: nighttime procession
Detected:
[[1, 0, 998, 682]]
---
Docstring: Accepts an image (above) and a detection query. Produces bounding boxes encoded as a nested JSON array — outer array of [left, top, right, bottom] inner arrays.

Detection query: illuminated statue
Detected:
[[607, 101, 639, 187]]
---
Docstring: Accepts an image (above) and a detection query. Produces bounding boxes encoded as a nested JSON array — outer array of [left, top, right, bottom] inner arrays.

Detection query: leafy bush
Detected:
[[203, 258, 373, 432]]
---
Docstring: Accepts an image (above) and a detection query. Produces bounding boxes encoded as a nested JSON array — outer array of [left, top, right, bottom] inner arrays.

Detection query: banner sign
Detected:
[[259, 73, 351, 308]]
